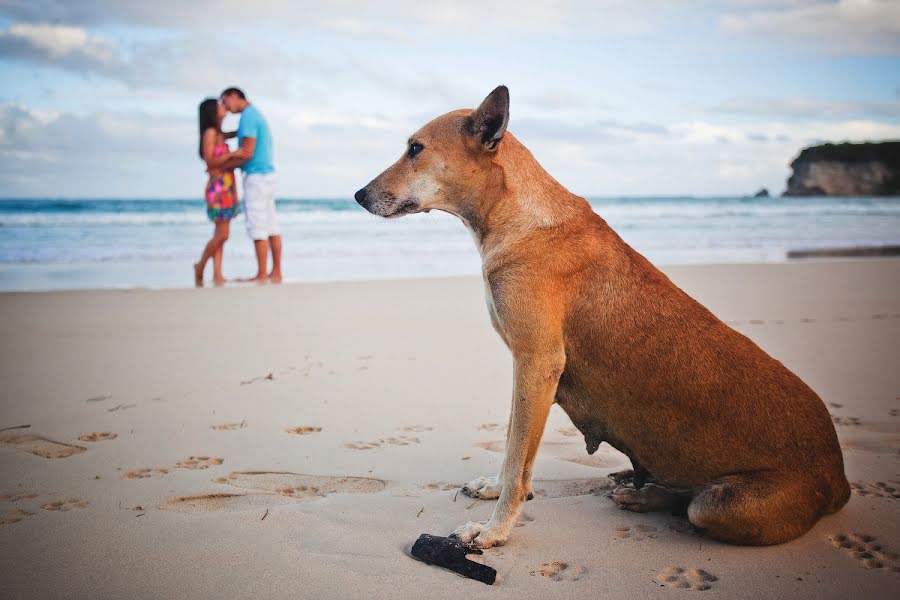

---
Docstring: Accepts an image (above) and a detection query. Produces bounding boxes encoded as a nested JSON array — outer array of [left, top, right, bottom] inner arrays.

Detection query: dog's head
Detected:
[[354, 85, 510, 219]]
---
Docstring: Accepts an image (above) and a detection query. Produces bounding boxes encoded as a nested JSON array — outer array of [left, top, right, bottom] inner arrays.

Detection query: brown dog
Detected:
[[354, 86, 850, 548]]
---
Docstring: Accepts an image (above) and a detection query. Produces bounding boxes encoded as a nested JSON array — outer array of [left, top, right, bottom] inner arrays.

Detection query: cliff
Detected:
[[784, 141, 900, 196]]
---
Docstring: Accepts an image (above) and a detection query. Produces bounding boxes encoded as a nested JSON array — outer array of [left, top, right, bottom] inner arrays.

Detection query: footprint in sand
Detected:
[[159, 493, 297, 513], [42, 499, 88, 512], [161, 471, 386, 512], [831, 415, 861, 426], [0, 508, 36, 525], [78, 432, 117, 442], [419, 482, 462, 492], [400, 425, 434, 433], [0, 434, 86, 459], [344, 436, 419, 450], [124, 467, 169, 479], [850, 480, 900, 499], [478, 439, 629, 470], [655, 566, 718, 591], [286, 426, 322, 435], [529, 561, 586, 581], [175, 456, 224, 470], [0, 491, 39, 502], [889, 408, 899, 417], [557, 426, 580, 437], [614, 524, 659, 541], [210, 422, 247, 431], [829, 533, 900, 571]]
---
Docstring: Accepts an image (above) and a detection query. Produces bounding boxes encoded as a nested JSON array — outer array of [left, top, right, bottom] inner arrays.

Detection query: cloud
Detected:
[[0, 1, 666, 34], [720, 0, 900, 55], [710, 97, 900, 119], [0, 23, 121, 74], [7, 94, 900, 198]]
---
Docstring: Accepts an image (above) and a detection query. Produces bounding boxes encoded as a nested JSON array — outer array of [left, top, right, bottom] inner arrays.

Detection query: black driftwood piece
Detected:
[[410, 534, 496, 585]]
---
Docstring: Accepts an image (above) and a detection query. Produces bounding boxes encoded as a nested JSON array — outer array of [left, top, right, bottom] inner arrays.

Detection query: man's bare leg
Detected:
[[268, 235, 283, 283], [241, 239, 269, 283]]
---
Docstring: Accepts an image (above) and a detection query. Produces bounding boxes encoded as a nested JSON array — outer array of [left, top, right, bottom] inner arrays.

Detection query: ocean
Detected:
[[1, 196, 899, 292]]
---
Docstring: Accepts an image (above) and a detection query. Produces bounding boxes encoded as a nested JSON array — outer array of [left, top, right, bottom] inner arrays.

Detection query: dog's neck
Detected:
[[454, 134, 584, 257]]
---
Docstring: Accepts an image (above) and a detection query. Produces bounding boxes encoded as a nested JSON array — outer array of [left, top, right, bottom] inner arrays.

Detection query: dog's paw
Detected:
[[611, 483, 677, 513], [608, 469, 635, 485], [452, 520, 508, 548], [462, 476, 502, 499]]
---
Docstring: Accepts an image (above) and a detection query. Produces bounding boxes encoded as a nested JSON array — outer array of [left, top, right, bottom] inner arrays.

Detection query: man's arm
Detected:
[[221, 137, 256, 169]]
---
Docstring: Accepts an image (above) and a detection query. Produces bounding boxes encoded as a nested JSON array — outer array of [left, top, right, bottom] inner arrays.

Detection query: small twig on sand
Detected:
[[466, 498, 479, 510], [454, 488, 461, 503], [261, 509, 269, 521], [0, 424, 30, 433], [416, 507, 425, 518], [241, 373, 275, 386]]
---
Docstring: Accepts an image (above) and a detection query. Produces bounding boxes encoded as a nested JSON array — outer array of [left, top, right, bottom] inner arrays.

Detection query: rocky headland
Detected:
[[785, 141, 900, 196]]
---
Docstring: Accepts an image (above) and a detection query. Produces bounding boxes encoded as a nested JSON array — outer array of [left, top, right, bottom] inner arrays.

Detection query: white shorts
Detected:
[[243, 172, 280, 240]]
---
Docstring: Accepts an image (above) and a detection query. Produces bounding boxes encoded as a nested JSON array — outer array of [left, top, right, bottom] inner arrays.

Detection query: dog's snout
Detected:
[[354, 188, 367, 205]]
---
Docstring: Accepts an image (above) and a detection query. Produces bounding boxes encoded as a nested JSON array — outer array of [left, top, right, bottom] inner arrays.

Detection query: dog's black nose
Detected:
[[354, 188, 367, 205]]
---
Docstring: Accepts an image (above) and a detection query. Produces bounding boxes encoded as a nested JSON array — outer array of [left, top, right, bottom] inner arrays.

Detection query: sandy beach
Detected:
[[1, 259, 898, 599]]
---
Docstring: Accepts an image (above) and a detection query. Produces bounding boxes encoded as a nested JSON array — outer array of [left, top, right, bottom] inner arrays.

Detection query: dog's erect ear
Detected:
[[465, 85, 509, 151]]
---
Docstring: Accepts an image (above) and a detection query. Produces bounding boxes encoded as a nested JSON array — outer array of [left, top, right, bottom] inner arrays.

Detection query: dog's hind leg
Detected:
[[687, 471, 826, 545]]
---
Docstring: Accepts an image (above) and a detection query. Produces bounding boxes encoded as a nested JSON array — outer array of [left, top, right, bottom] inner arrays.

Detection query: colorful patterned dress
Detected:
[[205, 142, 239, 222]]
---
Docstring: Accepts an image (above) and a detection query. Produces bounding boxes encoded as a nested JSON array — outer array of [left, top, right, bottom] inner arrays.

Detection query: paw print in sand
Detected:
[[530, 560, 586, 581], [175, 456, 224, 470], [829, 533, 900, 571], [343, 436, 419, 450], [477, 423, 506, 432], [850, 480, 899, 499], [124, 467, 169, 479], [614, 524, 658, 541], [42, 499, 88, 512], [655, 566, 718, 591]]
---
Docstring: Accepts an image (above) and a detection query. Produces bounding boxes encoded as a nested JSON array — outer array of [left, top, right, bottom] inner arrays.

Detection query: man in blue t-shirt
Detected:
[[220, 87, 282, 283]]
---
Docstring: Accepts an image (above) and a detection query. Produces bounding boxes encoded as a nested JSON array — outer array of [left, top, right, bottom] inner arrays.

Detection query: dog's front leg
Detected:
[[454, 350, 564, 548]]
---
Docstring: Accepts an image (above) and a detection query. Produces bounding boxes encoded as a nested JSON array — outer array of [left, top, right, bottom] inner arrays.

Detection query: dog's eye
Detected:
[[407, 143, 424, 159]]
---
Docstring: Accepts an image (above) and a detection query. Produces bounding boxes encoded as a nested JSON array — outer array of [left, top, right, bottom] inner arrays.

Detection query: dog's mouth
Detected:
[[383, 199, 420, 218]]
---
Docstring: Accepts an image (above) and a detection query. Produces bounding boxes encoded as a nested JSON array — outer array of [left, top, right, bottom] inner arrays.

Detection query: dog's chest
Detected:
[[483, 282, 510, 347]]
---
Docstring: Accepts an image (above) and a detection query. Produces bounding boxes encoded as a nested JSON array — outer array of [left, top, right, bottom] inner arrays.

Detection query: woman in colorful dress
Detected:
[[194, 97, 242, 286]]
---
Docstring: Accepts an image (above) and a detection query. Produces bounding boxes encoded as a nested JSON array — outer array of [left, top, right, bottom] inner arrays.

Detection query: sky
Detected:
[[0, 0, 899, 198]]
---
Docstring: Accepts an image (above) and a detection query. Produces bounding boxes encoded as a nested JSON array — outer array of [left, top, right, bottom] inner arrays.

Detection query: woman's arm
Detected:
[[202, 129, 241, 169], [202, 128, 222, 170]]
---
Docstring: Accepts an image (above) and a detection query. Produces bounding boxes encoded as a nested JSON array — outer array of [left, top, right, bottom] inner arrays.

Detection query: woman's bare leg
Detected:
[[195, 221, 230, 287], [212, 221, 229, 284]]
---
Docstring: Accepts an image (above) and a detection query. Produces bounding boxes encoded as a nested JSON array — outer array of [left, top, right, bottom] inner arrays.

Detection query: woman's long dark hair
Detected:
[[198, 98, 219, 159]]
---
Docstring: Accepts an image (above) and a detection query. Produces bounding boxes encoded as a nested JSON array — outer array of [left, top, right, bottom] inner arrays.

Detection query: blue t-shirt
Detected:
[[236, 104, 275, 174]]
